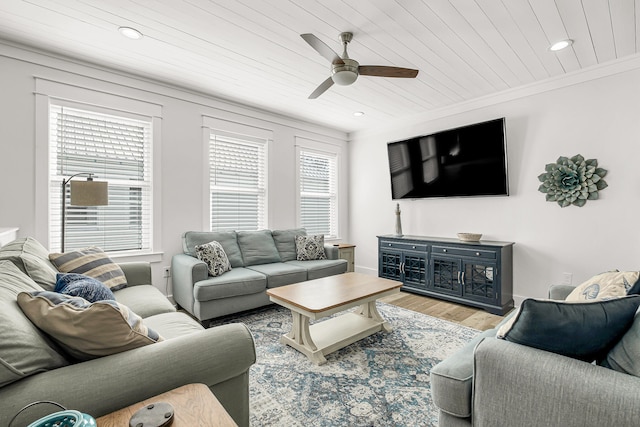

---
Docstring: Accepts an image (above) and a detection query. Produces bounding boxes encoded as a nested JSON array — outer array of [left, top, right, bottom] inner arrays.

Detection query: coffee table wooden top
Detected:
[[266, 272, 401, 313], [96, 383, 237, 427]]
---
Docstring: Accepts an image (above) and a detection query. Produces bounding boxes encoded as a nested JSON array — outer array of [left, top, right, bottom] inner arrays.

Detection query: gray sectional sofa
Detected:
[[0, 237, 256, 427], [430, 284, 640, 427], [172, 229, 348, 323]]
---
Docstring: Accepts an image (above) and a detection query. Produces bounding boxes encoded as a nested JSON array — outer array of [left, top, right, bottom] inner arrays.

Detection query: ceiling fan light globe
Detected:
[[332, 70, 358, 85]]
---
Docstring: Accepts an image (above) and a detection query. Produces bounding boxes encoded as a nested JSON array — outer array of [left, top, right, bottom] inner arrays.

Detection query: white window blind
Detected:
[[49, 104, 152, 252], [209, 133, 267, 231], [299, 149, 338, 238]]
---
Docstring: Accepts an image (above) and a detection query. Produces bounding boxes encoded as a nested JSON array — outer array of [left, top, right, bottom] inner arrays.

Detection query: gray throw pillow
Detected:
[[295, 235, 327, 261], [195, 241, 232, 277]]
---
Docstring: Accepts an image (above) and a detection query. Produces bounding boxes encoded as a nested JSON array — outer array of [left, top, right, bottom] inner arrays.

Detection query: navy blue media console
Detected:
[[378, 235, 514, 315]]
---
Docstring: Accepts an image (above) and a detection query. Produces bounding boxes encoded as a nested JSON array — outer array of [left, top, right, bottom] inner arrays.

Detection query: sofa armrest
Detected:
[[1, 323, 256, 427], [472, 338, 640, 427], [548, 284, 575, 300], [324, 244, 339, 260], [430, 329, 496, 418], [118, 262, 152, 287], [171, 254, 208, 313]]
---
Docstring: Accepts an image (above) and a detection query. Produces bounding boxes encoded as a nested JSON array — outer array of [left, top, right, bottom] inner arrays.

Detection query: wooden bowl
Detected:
[[457, 233, 482, 242]]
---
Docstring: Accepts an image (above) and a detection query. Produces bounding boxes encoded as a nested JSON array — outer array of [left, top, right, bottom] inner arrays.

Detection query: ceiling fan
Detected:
[[301, 32, 419, 99]]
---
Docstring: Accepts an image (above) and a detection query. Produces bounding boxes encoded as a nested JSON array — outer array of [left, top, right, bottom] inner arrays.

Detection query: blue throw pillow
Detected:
[[54, 273, 116, 302], [496, 296, 640, 362]]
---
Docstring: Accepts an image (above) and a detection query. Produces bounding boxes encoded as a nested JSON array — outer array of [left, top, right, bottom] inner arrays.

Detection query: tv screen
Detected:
[[387, 118, 508, 200]]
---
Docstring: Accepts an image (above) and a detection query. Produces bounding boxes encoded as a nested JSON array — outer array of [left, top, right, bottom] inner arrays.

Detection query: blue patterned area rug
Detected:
[[211, 303, 479, 427]]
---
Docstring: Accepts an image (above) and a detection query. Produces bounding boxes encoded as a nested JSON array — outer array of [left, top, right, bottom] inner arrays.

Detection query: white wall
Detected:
[[349, 63, 640, 304], [0, 42, 348, 294]]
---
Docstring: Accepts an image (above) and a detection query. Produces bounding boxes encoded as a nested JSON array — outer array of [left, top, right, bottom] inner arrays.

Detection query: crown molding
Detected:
[[0, 39, 348, 142], [349, 53, 640, 141]]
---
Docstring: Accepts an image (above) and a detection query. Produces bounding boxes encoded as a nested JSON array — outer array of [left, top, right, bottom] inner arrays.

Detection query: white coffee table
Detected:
[[266, 272, 402, 365]]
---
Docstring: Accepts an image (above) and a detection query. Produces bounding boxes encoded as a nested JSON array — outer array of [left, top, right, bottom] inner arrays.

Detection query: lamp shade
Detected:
[[70, 180, 108, 206]]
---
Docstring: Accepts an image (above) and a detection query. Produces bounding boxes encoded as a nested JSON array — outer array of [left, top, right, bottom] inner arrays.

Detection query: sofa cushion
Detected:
[[55, 273, 116, 302], [195, 241, 232, 277], [0, 261, 69, 387], [114, 285, 177, 318], [183, 231, 244, 268], [194, 267, 266, 302], [237, 230, 281, 266], [286, 259, 347, 280], [0, 237, 58, 290], [430, 328, 496, 418], [17, 291, 164, 361], [295, 235, 327, 261], [497, 296, 640, 362], [246, 263, 307, 288], [566, 270, 640, 301], [272, 228, 306, 262], [143, 311, 205, 339], [49, 247, 127, 291]]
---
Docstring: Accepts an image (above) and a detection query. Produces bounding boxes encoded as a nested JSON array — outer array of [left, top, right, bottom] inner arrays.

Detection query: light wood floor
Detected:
[[380, 291, 509, 331]]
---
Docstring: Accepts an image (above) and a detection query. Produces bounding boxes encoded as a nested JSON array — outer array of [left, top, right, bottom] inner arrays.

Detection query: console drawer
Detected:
[[432, 245, 496, 259], [380, 240, 427, 252]]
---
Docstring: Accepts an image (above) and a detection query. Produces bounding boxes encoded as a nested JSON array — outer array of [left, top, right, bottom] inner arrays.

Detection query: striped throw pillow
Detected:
[[49, 247, 127, 291]]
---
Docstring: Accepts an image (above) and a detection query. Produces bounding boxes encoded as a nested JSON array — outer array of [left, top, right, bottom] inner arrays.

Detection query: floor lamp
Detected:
[[61, 173, 108, 252]]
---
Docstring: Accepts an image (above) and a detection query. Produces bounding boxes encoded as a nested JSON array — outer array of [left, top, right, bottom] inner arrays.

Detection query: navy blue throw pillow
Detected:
[[497, 296, 640, 362], [54, 273, 116, 302]]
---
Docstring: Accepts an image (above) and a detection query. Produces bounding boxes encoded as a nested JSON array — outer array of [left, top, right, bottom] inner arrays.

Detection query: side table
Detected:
[[97, 383, 237, 427], [336, 243, 356, 272]]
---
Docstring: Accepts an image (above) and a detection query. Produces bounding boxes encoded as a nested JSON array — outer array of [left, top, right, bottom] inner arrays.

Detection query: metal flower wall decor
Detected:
[[538, 154, 608, 207]]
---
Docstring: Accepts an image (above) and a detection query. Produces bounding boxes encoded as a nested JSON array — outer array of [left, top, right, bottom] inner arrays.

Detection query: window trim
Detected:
[[295, 137, 343, 241], [202, 116, 273, 232], [34, 78, 162, 259]]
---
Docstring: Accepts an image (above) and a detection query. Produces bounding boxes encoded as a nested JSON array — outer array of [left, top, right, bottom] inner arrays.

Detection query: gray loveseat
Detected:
[[0, 237, 256, 427], [430, 284, 640, 427], [172, 229, 348, 323]]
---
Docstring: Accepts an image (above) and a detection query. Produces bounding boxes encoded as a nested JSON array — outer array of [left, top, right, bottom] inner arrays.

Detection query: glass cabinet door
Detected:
[[403, 251, 427, 290], [430, 256, 462, 296], [462, 262, 498, 304], [380, 250, 402, 281]]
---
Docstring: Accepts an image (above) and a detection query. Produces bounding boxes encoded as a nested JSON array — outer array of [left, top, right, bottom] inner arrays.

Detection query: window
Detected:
[[298, 148, 338, 238], [49, 104, 152, 252], [208, 133, 268, 231]]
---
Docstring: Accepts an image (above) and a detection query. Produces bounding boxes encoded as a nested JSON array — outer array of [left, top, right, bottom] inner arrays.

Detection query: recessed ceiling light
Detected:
[[549, 39, 573, 51], [353, 111, 365, 117], [118, 26, 143, 40]]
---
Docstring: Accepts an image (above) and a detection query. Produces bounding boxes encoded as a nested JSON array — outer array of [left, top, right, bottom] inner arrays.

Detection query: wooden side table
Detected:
[[336, 243, 356, 272], [97, 383, 237, 427]]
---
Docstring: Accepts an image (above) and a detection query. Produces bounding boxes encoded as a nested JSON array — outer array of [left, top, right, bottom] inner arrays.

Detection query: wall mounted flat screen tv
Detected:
[[387, 118, 508, 200]]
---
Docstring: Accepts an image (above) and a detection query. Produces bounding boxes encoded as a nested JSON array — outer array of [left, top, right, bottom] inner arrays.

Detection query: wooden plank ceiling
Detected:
[[0, 0, 638, 133]]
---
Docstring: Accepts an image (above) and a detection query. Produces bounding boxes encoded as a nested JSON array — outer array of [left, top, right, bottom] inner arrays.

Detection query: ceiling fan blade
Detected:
[[308, 77, 334, 99], [300, 33, 344, 65], [358, 65, 419, 78]]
